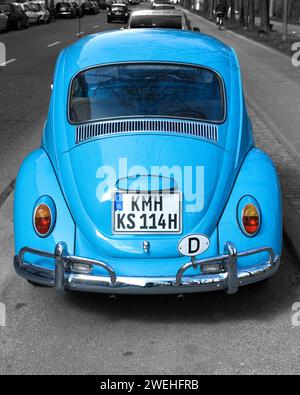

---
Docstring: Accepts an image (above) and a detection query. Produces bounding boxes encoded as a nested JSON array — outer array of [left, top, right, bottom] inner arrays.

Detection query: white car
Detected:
[[20, 2, 47, 24], [28, 2, 48, 23], [19, 3, 39, 24]]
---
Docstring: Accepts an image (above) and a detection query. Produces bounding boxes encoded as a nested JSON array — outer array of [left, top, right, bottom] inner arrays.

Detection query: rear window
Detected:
[[69, 63, 225, 124], [130, 15, 182, 29], [153, 5, 175, 9], [58, 3, 71, 9], [111, 6, 126, 11]]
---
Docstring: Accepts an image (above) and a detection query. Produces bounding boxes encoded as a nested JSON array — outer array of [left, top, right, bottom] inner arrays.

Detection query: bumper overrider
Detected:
[[14, 242, 280, 295]]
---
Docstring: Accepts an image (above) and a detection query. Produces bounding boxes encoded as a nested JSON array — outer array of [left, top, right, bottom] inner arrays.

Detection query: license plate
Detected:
[[113, 192, 182, 234]]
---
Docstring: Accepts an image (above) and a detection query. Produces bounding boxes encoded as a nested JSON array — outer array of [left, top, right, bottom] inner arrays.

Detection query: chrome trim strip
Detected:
[[75, 119, 219, 144], [15, 242, 280, 295]]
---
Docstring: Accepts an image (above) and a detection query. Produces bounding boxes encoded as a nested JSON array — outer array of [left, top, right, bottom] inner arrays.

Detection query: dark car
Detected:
[[152, 3, 175, 10], [107, 3, 129, 23], [0, 3, 29, 30], [55, 2, 76, 19], [71, 1, 84, 18], [82, 1, 100, 15], [151, 0, 172, 7], [128, 10, 191, 30]]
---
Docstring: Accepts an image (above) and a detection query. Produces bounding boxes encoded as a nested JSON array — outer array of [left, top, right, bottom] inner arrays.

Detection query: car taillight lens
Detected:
[[242, 204, 260, 235], [34, 204, 52, 236]]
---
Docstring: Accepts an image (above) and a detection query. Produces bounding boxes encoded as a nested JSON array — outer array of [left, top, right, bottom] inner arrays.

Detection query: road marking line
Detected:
[[77, 32, 85, 37], [47, 41, 61, 48], [0, 58, 16, 67]]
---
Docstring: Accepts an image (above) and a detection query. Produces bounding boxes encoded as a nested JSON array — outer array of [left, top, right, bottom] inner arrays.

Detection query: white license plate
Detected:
[[113, 192, 182, 234]]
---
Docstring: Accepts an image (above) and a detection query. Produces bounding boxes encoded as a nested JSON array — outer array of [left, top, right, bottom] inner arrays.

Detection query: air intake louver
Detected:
[[76, 119, 219, 144]]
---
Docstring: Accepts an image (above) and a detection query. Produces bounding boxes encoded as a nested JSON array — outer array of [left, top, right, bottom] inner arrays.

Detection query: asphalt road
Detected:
[[1, 4, 300, 375]]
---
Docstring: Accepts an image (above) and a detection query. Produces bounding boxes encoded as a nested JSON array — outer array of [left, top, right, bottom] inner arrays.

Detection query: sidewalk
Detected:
[[186, 9, 300, 259], [255, 16, 300, 38], [249, 105, 300, 256]]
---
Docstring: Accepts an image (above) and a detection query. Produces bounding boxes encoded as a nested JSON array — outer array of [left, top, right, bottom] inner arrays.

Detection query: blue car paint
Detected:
[[219, 148, 282, 268], [14, 29, 282, 287], [14, 149, 75, 268]]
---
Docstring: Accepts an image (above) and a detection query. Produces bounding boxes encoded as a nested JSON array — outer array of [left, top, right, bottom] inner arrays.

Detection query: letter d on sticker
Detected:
[[178, 234, 210, 257]]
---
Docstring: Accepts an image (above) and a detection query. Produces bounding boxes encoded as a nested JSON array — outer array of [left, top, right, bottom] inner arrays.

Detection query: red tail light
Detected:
[[242, 204, 260, 236], [34, 204, 52, 236]]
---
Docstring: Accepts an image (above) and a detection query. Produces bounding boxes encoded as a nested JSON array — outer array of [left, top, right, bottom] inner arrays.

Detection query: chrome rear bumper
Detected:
[[14, 242, 280, 295]]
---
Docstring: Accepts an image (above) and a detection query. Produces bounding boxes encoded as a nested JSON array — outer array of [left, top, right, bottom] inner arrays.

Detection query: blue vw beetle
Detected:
[[14, 29, 282, 295]]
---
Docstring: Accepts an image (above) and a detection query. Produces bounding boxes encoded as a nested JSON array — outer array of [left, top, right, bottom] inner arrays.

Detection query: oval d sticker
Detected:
[[178, 234, 210, 257]]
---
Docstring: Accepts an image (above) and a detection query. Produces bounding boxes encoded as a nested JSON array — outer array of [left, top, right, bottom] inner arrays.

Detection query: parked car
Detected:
[[55, 2, 76, 19], [0, 9, 8, 32], [39, 3, 51, 23], [19, 2, 47, 24], [19, 3, 39, 24], [14, 29, 282, 296], [28, 2, 49, 23], [0, 3, 29, 30], [127, 10, 191, 30], [82, 1, 100, 15], [107, 3, 129, 23], [152, 0, 171, 6], [71, 1, 84, 18], [152, 3, 175, 10]]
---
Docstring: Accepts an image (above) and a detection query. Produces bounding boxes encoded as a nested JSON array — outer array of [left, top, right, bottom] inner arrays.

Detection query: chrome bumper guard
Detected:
[[14, 242, 280, 295]]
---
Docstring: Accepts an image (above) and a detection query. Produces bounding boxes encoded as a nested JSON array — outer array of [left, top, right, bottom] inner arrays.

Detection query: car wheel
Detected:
[[36, 17, 40, 25], [107, 17, 111, 23]]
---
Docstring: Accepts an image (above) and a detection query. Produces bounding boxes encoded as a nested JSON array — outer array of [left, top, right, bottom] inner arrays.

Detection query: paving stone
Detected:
[[249, 105, 300, 256]]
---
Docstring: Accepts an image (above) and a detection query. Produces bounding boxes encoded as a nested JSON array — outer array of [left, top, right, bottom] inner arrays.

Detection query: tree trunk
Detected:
[[209, 0, 214, 19], [249, 0, 255, 30], [260, 0, 271, 33], [283, 0, 288, 41], [239, 0, 245, 25], [244, 0, 249, 28], [230, 0, 236, 21]]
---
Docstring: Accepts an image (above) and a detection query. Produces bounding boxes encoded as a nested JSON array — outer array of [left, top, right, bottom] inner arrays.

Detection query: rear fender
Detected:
[[218, 148, 282, 268], [14, 149, 75, 268]]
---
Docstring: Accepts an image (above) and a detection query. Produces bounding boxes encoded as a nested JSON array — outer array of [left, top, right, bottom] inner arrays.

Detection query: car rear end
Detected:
[[13, 30, 282, 295], [128, 10, 185, 29], [56, 2, 73, 18], [108, 4, 129, 22]]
